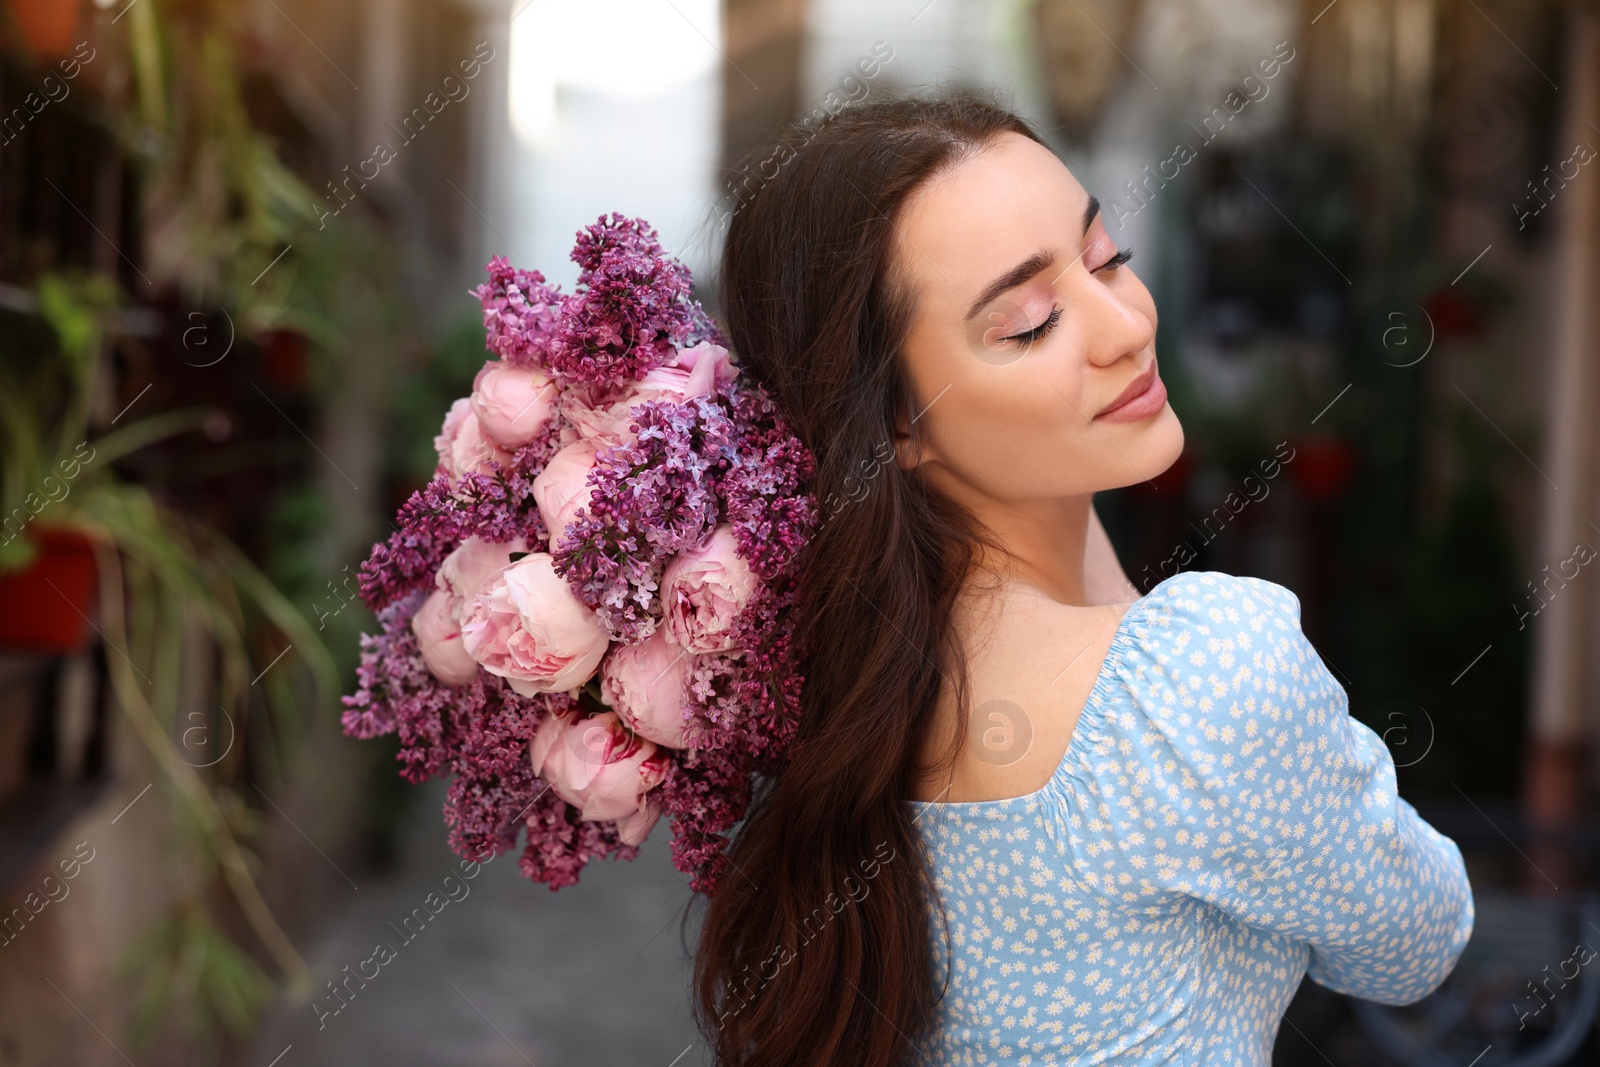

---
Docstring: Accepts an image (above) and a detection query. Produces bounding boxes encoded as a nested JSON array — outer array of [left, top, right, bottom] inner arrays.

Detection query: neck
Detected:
[[966, 493, 1095, 607]]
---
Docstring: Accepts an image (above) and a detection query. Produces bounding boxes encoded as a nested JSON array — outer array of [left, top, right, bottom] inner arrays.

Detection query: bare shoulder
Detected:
[[907, 590, 1140, 803]]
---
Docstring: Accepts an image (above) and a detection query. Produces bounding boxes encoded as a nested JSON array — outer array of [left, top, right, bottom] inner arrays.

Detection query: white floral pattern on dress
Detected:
[[906, 571, 1475, 1066]]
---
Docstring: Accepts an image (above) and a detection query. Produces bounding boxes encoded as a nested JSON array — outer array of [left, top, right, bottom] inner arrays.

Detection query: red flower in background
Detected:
[[1288, 435, 1356, 501]]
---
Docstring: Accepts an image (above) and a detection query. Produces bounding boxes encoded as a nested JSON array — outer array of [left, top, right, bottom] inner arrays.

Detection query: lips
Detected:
[[1096, 363, 1157, 418]]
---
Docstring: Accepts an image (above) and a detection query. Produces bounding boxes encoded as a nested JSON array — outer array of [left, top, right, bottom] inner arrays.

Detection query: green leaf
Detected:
[[120, 904, 274, 1047]]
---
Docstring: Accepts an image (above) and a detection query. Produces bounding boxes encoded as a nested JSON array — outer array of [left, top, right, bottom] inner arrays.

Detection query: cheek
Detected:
[[1024, 325, 1095, 417], [901, 323, 1098, 488], [937, 374, 1087, 477]]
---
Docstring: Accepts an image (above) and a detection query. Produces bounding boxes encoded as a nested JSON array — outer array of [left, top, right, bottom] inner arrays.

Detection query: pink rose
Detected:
[[529, 707, 669, 845], [411, 589, 478, 685], [561, 342, 736, 450], [558, 381, 633, 452], [531, 438, 597, 543], [660, 524, 756, 654], [437, 536, 530, 623], [459, 552, 610, 696], [650, 340, 736, 402], [434, 397, 512, 480], [600, 628, 699, 748], [470, 360, 558, 449]]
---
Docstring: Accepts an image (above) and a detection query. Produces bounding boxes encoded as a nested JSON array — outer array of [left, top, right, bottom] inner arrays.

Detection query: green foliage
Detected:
[[119, 903, 275, 1049], [118, 0, 321, 315], [37, 271, 117, 368], [0, 272, 210, 574], [4, 0, 474, 1048], [3, 267, 333, 1043]]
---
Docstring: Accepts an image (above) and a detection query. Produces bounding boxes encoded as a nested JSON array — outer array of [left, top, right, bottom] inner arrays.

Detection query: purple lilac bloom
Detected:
[[551, 396, 736, 643], [570, 213, 666, 280], [356, 423, 566, 613], [517, 747, 643, 891], [472, 256, 565, 368], [340, 589, 461, 783], [568, 214, 726, 352], [442, 678, 544, 862], [545, 216, 698, 385], [660, 577, 807, 894], [724, 382, 819, 581]]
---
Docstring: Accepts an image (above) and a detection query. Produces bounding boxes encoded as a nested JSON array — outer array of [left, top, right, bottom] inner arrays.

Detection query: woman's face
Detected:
[[890, 131, 1183, 508]]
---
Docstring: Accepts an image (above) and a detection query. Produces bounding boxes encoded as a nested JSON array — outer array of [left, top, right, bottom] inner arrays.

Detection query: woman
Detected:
[[693, 88, 1474, 1066]]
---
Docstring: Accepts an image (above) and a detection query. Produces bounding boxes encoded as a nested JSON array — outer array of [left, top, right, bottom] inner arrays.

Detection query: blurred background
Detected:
[[1, 0, 1598, 1063]]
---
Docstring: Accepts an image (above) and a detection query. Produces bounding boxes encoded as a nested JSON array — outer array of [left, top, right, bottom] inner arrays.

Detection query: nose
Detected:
[[1077, 270, 1155, 368]]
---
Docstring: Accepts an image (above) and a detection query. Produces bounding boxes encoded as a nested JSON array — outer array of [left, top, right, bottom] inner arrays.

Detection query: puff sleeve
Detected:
[[1102, 572, 1475, 1005]]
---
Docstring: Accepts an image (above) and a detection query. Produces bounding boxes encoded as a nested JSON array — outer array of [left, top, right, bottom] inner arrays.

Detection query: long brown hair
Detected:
[[692, 88, 1048, 1066]]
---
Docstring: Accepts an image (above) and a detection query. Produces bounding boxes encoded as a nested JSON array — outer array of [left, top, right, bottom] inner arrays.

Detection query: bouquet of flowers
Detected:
[[342, 215, 818, 894]]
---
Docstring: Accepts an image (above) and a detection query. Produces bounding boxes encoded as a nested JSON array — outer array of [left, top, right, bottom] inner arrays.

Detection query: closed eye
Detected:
[[1096, 247, 1134, 273], [1001, 307, 1062, 346], [997, 247, 1131, 347]]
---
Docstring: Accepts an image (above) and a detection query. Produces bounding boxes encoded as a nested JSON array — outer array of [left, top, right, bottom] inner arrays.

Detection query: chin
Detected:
[[1111, 405, 1184, 488]]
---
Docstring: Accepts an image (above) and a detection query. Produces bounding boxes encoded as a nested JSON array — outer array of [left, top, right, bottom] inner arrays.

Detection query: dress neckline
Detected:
[[904, 571, 1186, 812]]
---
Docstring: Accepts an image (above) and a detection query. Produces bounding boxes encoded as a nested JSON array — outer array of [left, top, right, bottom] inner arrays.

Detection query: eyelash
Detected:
[[1099, 246, 1135, 272], [1004, 307, 1061, 346], [1000, 246, 1134, 345]]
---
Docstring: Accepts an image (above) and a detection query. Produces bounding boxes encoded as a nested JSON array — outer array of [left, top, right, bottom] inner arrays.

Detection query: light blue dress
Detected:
[[906, 570, 1475, 1065]]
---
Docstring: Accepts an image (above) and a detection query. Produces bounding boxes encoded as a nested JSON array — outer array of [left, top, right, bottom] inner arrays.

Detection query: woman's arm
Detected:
[[1084, 499, 1140, 604], [1123, 575, 1475, 1005]]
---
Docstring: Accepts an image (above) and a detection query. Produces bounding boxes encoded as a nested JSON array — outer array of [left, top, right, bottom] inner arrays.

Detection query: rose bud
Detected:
[[436, 536, 531, 623], [434, 397, 513, 480], [531, 438, 597, 544]]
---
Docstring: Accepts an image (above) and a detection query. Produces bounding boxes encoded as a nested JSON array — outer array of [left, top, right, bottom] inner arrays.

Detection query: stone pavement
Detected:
[[246, 781, 711, 1067]]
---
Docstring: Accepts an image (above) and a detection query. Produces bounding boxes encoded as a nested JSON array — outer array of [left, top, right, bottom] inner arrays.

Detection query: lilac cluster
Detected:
[[343, 216, 818, 896], [551, 396, 739, 643], [357, 429, 566, 614], [724, 385, 819, 581], [473, 256, 565, 368], [343, 593, 634, 885], [546, 214, 705, 384], [648, 577, 806, 892], [342, 590, 485, 785]]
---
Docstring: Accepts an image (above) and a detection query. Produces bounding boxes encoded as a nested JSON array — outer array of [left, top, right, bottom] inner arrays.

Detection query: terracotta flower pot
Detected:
[[0, 525, 98, 652], [6, 0, 81, 62]]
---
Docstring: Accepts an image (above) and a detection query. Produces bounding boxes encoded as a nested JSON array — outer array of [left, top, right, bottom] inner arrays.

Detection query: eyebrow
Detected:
[[1082, 194, 1101, 234], [962, 195, 1101, 323]]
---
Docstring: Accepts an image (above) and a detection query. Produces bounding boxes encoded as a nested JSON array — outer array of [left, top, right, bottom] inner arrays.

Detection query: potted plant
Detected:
[[0, 525, 99, 651], [0, 269, 336, 1044]]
